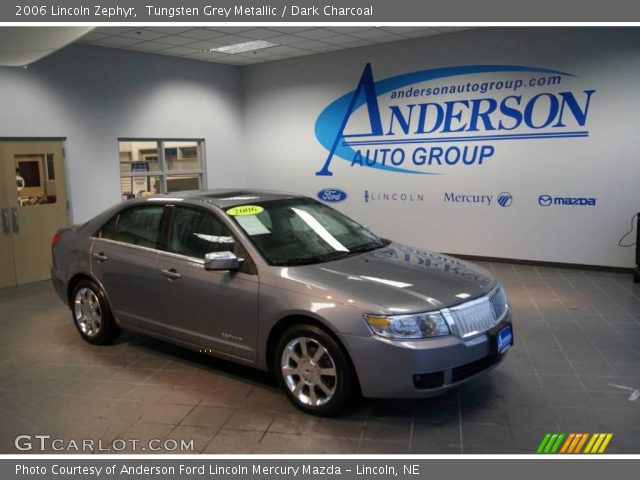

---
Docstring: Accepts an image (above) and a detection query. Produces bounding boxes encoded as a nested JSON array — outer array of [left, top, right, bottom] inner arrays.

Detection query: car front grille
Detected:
[[445, 285, 508, 339]]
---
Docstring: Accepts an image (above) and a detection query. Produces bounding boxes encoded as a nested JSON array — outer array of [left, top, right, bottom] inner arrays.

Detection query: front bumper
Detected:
[[339, 314, 512, 399]]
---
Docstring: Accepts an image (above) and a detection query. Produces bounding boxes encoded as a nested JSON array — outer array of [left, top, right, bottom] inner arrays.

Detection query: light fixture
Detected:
[[204, 40, 278, 55]]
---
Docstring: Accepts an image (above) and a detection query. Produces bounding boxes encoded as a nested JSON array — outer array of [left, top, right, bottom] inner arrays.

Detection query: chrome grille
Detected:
[[489, 285, 508, 319], [446, 285, 508, 338]]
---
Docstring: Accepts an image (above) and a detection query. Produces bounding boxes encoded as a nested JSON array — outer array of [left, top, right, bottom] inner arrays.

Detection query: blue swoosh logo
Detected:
[[315, 65, 574, 175]]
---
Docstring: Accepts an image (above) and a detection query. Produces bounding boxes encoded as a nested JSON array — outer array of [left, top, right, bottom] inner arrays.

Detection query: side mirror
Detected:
[[204, 251, 241, 271]]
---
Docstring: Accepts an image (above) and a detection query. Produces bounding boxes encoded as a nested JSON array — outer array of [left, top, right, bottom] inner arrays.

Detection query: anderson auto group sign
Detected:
[[314, 63, 596, 176]]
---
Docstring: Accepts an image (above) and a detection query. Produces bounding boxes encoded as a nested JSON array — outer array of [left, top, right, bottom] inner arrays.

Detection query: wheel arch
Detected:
[[265, 314, 362, 395], [67, 272, 103, 309]]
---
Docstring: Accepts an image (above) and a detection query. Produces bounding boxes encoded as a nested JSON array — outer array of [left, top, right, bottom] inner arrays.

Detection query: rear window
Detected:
[[99, 206, 164, 249]]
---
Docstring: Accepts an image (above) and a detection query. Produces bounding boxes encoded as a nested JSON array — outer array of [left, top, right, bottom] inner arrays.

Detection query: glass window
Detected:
[[168, 207, 235, 259], [121, 175, 162, 198], [16, 157, 42, 187], [46, 154, 55, 180], [229, 198, 386, 266], [167, 175, 200, 193], [119, 141, 161, 174], [118, 139, 205, 200], [165, 141, 201, 171], [100, 206, 164, 249], [15, 153, 59, 206]]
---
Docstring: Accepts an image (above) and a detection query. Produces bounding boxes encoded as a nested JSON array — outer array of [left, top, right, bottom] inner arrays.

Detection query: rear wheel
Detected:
[[71, 280, 120, 345], [634, 266, 640, 284], [275, 324, 353, 416]]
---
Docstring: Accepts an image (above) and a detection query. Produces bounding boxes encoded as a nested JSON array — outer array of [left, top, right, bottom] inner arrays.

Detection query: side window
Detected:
[[169, 207, 236, 259], [99, 216, 118, 240], [99, 206, 164, 249]]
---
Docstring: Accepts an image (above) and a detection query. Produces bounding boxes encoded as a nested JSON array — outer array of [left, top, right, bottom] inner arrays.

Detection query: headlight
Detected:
[[364, 312, 450, 339]]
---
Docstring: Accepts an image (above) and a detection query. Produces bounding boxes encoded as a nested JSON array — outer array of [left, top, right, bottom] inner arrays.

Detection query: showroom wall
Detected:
[[0, 28, 638, 268], [242, 28, 640, 268], [0, 43, 245, 223]]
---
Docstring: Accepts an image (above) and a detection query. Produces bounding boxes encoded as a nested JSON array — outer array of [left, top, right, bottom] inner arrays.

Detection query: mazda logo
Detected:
[[538, 195, 553, 206]]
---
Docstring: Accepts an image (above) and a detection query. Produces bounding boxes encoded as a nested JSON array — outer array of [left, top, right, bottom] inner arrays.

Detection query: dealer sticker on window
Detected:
[[226, 205, 264, 216]]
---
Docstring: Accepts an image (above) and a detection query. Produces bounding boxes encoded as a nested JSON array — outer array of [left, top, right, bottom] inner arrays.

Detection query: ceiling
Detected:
[[0, 27, 93, 67], [77, 27, 473, 66]]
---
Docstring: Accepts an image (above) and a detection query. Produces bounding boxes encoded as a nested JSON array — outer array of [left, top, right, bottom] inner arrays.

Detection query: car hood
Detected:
[[282, 242, 496, 314]]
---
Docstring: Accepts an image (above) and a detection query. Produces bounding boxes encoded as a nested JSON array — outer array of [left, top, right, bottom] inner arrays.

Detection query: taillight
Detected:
[[51, 232, 62, 250]]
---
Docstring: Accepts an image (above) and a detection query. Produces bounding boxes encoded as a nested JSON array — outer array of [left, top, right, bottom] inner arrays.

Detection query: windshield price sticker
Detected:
[[226, 205, 264, 216]]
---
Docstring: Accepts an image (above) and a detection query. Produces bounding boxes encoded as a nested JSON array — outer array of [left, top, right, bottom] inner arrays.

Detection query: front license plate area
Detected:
[[495, 325, 513, 355]]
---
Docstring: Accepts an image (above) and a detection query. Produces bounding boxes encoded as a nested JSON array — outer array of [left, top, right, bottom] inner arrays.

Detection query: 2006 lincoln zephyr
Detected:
[[51, 189, 513, 415]]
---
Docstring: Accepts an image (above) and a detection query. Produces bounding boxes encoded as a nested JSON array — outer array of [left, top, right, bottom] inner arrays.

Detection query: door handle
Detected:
[[92, 252, 108, 262], [0, 209, 8, 235], [10, 207, 18, 234], [161, 268, 182, 280]]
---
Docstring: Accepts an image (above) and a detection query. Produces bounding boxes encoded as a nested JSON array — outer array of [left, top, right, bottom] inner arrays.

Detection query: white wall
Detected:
[[242, 28, 640, 268], [0, 43, 246, 223]]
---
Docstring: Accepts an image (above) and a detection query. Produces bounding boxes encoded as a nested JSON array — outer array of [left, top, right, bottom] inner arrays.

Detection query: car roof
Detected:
[[143, 189, 305, 209]]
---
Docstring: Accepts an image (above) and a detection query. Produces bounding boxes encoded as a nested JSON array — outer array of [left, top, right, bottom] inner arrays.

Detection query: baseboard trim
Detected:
[[445, 253, 634, 274]]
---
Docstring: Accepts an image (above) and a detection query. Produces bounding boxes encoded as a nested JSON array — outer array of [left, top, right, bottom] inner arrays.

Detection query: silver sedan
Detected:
[[51, 189, 513, 415]]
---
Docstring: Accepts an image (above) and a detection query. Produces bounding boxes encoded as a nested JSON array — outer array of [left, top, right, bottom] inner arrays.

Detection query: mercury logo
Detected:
[[497, 192, 513, 207]]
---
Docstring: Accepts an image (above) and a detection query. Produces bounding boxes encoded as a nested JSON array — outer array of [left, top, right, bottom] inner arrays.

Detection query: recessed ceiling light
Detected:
[[204, 40, 278, 55]]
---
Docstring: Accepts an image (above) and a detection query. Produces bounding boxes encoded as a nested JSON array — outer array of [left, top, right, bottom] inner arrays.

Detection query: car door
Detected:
[[91, 204, 166, 334], [157, 205, 259, 362]]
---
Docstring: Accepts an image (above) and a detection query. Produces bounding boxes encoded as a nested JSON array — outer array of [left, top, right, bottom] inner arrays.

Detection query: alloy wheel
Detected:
[[73, 287, 102, 337], [280, 336, 338, 407]]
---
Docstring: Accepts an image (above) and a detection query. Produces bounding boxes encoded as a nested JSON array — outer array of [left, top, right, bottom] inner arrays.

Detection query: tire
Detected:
[[634, 267, 640, 284], [70, 279, 121, 345], [275, 324, 353, 416]]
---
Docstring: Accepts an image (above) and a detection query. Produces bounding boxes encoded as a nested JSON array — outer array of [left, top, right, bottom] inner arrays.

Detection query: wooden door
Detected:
[[0, 141, 69, 285]]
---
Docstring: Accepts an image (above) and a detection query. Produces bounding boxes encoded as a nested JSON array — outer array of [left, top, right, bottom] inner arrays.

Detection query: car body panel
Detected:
[[275, 243, 496, 315], [90, 238, 164, 334], [156, 251, 259, 362]]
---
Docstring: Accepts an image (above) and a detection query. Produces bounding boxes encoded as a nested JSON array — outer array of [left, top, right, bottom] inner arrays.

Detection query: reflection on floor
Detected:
[[0, 262, 639, 454]]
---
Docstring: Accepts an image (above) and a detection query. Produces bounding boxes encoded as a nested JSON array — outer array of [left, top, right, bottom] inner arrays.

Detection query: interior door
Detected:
[[0, 141, 69, 286], [158, 206, 259, 362]]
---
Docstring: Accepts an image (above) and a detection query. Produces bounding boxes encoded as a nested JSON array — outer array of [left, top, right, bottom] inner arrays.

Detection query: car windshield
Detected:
[[226, 198, 387, 266]]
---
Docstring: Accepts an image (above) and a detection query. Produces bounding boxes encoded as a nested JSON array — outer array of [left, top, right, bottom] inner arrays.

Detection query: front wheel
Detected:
[[634, 266, 640, 284], [275, 324, 353, 416], [71, 280, 121, 345]]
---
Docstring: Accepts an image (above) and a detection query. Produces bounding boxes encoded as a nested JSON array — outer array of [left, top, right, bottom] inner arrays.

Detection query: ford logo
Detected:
[[317, 188, 348, 203]]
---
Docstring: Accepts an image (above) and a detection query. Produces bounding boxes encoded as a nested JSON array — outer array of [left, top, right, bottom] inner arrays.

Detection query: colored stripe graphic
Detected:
[[537, 434, 552, 453], [537, 433, 613, 454], [584, 433, 614, 454], [559, 433, 575, 454]]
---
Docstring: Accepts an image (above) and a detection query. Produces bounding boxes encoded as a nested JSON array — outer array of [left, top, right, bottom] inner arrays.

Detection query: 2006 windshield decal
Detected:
[[314, 63, 596, 175]]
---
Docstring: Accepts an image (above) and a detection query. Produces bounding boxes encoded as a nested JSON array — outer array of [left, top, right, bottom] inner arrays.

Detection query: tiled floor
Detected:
[[0, 262, 639, 454]]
